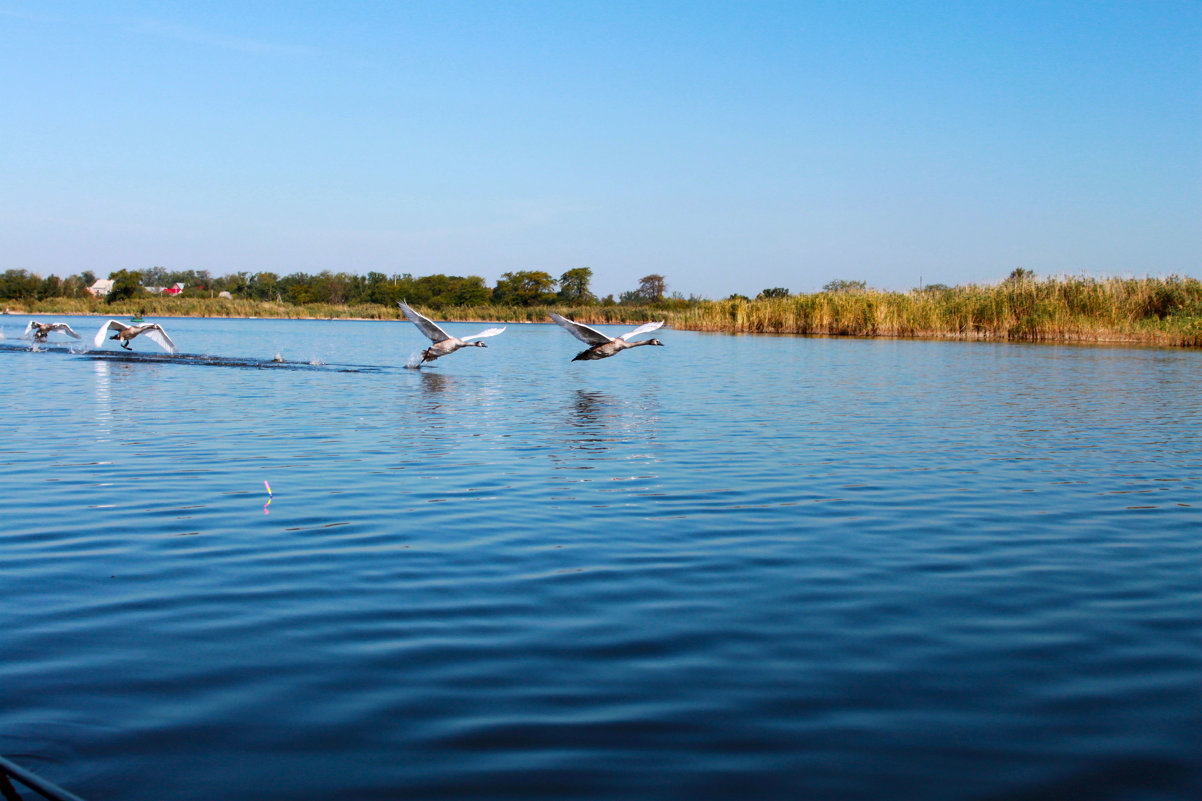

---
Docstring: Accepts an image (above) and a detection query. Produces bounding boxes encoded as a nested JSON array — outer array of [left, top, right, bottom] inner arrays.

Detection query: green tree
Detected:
[[822, 279, 866, 293], [414, 274, 454, 308], [38, 275, 62, 300], [637, 274, 667, 303], [362, 272, 395, 306], [303, 271, 351, 304], [107, 269, 143, 303], [0, 270, 39, 299], [242, 272, 280, 301], [140, 266, 170, 288], [493, 270, 557, 306], [58, 275, 83, 298], [757, 287, 790, 299], [915, 283, 951, 294], [1006, 268, 1035, 283], [558, 267, 597, 304], [278, 272, 315, 304], [449, 276, 491, 306]]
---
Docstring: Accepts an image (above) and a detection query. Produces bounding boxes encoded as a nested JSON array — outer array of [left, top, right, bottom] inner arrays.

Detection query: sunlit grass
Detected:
[[2, 297, 669, 325], [7, 275, 1199, 347], [672, 275, 1202, 347]]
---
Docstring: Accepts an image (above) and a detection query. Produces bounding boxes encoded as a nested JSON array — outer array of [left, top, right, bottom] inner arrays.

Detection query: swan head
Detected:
[[646, 339, 664, 346], [473, 341, 488, 348], [109, 333, 120, 341]]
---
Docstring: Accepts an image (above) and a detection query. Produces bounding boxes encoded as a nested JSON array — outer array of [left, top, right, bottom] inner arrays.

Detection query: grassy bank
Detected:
[[0, 296, 671, 325], [677, 276, 1202, 347], [6, 276, 1200, 347]]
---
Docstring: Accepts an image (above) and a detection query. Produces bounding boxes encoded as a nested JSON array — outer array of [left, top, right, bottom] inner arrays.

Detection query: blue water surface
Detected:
[[2, 315, 1199, 800]]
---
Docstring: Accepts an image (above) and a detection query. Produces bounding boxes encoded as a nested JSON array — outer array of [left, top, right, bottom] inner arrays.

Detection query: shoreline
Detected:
[[4, 302, 1198, 349], [5, 274, 1201, 348]]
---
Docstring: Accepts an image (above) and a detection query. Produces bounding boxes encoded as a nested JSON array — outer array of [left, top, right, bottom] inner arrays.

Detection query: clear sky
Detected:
[[2, 1, 1199, 299]]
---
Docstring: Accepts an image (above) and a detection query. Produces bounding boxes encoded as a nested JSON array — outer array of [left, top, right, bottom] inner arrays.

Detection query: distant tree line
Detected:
[[0, 266, 702, 309], [1, 265, 1081, 309], [0, 269, 97, 301]]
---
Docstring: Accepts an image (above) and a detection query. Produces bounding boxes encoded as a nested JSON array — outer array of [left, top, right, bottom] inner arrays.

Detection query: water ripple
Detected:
[[1, 322, 1199, 800]]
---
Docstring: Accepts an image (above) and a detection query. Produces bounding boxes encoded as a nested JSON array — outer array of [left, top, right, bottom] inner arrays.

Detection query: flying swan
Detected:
[[398, 301, 506, 368], [549, 313, 665, 361], [23, 321, 82, 341], [93, 320, 178, 354]]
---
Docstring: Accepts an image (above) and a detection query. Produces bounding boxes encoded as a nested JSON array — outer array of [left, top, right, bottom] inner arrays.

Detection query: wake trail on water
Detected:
[[0, 342, 384, 372]]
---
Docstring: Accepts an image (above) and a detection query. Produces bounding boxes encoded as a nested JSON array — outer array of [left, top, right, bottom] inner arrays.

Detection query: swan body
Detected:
[[23, 321, 82, 341], [93, 319, 178, 354], [549, 313, 665, 361], [399, 302, 506, 368]]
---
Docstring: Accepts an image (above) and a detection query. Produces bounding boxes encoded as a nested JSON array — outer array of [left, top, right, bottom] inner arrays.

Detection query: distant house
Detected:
[[88, 279, 114, 297], [163, 283, 185, 296]]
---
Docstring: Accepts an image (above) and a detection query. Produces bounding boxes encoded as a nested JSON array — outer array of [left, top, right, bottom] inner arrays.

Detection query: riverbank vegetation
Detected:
[[677, 274, 1202, 346], [3, 267, 1199, 347]]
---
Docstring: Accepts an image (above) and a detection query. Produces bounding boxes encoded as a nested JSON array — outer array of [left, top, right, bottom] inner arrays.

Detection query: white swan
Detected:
[[549, 313, 665, 361], [398, 302, 505, 368], [22, 321, 82, 341], [93, 320, 178, 354]]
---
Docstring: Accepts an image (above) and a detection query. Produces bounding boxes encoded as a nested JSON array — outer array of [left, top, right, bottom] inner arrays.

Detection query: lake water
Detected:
[[2, 315, 1199, 801]]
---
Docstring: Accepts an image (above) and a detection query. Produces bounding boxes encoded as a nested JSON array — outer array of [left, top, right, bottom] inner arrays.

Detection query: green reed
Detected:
[[4, 297, 668, 325], [8, 276, 1199, 347], [669, 276, 1202, 346]]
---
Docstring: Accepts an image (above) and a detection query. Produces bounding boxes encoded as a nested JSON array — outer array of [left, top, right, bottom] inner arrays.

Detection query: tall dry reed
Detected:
[[8, 276, 1199, 347], [669, 276, 1202, 346]]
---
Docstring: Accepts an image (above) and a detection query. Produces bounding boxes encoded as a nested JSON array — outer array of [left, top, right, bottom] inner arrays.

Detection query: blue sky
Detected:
[[2, 1, 1198, 299]]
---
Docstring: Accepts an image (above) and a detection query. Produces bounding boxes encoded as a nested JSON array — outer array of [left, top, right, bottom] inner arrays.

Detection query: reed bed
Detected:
[[672, 276, 1202, 347], [7, 276, 1199, 347], [2, 297, 669, 325]]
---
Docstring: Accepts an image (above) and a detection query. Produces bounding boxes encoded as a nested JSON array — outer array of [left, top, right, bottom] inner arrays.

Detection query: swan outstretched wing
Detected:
[[21, 321, 35, 339], [461, 326, 506, 343], [57, 324, 81, 339], [550, 313, 612, 346], [93, 319, 127, 347], [618, 320, 665, 341], [398, 302, 451, 343], [141, 326, 178, 354]]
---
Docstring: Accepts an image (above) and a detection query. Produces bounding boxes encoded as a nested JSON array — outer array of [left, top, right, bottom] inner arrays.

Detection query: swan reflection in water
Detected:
[[561, 389, 662, 455], [568, 389, 619, 452], [92, 359, 114, 442], [391, 369, 510, 478], [418, 369, 453, 396], [91, 358, 165, 443], [402, 368, 504, 432], [398, 370, 456, 440]]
